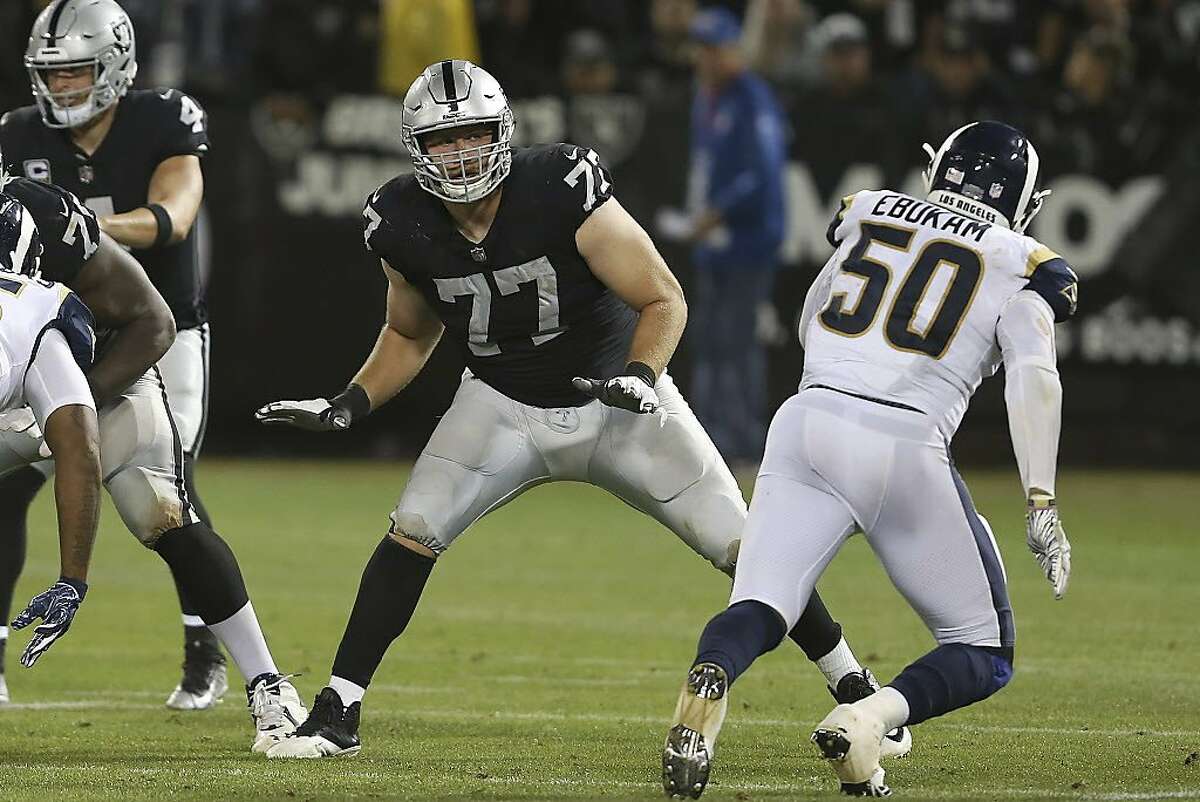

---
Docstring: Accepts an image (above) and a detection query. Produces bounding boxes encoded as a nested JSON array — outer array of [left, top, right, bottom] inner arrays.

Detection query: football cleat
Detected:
[[662, 663, 728, 799], [265, 687, 362, 759], [247, 673, 306, 753], [831, 669, 912, 759], [165, 637, 228, 710], [812, 704, 891, 797]]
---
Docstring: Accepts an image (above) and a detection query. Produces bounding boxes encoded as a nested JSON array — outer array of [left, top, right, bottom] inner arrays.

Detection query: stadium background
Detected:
[[1, 4, 1198, 800], [4, 0, 1200, 466]]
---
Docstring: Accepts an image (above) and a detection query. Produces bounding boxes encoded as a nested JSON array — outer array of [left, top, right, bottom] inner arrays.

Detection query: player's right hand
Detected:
[[255, 398, 351, 431], [11, 578, 86, 668], [1026, 495, 1071, 600], [572, 375, 661, 414]]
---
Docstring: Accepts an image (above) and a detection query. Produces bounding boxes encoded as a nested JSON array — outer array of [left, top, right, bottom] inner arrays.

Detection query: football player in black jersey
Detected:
[[0, 153, 307, 749], [259, 60, 910, 761], [0, 0, 225, 710]]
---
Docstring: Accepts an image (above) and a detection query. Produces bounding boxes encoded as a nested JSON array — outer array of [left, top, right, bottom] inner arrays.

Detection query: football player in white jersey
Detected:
[[0, 194, 101, 689], [661, 121, 1078, 798]]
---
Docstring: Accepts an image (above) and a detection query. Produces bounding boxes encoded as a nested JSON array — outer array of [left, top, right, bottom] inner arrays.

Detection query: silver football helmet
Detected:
[[401, 60, 515, 203], [25, 0, 138, 129]]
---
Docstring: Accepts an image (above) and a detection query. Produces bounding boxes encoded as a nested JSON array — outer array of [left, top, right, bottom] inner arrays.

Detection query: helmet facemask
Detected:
[[404, 112, 514, 203]]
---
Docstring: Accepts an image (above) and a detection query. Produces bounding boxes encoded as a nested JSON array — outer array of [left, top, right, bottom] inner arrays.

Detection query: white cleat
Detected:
[[830, 669, 912, 760], [247, 674, 307, 754], [662, 663, 729, 799], [266, 733, 360, 759], [811, 703, 891, 797]]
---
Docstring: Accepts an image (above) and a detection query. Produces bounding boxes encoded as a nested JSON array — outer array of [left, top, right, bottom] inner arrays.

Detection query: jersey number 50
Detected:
[[820, 222, 983, 359]]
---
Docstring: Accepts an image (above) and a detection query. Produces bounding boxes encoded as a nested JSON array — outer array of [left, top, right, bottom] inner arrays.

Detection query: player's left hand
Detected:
[[11, 579, 86, 668], [255, 398, 351, 431], [1026, 495, 1071, 600], [573, 373, 661, 414]]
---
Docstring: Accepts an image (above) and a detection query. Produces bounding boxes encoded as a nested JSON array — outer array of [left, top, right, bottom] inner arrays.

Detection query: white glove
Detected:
[[255, 398, 351, 431], [1026, 495, 1071, 600]]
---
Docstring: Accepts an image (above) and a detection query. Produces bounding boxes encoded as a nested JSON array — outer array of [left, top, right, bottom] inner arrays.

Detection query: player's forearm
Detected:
[[45, 407, 101, 582], [626, 295, 686, 378], [99, 209, 159, 250], [54, 449, 101, 582], [1004, 363, 1062, 498], [88, 312, 176, 406], [350, 324, 442, 410]]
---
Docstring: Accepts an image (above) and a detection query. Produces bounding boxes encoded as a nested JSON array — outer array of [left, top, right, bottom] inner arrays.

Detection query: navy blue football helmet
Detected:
[[922, 121, 1049, 233], [0, 193, 44, 277]]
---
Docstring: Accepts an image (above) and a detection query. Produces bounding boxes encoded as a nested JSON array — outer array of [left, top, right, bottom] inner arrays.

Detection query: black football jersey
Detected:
[[2, 176, 100, 285], [364, 144, 638, 408], [0, 88, 210, 329]]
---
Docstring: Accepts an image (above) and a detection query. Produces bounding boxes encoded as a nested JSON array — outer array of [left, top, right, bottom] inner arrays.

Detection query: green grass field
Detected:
[[0, 460, 1196, 800]]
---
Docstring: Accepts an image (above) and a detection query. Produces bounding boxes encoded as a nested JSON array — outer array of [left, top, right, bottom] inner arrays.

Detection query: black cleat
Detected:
[[265, 687, 361, 758], [831, 669, 912, 759], [165, 633, 228, 710]]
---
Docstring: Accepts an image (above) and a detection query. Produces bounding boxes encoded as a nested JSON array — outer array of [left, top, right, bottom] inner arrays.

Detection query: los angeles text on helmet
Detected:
[[868, 194, 993, 243]]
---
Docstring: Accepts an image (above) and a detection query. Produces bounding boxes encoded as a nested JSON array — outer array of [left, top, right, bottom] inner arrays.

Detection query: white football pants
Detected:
[[0, 365, 199, 546], [731, 387, 1014, 648], [156, 323, 210, 455], [390, 369, 747, 571]]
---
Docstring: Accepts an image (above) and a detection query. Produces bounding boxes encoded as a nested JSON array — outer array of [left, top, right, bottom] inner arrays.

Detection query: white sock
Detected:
[[207, 602, 278, 683], [854, 686, 910, 732], [815, 637, 865, 690], [329, 675, 366, 706], [181, 614, 206, 628], [0, 625, 8, 640]]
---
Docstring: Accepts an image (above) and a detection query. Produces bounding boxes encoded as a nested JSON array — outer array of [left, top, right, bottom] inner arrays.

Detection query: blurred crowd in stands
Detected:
[[2, 0, 1198, 180]]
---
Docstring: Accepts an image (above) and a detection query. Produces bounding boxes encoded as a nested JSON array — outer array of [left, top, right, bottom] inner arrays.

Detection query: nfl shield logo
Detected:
[[989, 182, 1004, 198], [79, 164, 95, 184]]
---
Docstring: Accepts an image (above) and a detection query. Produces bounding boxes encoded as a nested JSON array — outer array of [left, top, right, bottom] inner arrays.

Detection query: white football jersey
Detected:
[[0, 273, 95, 413], [800, 189, 1078, 440]]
